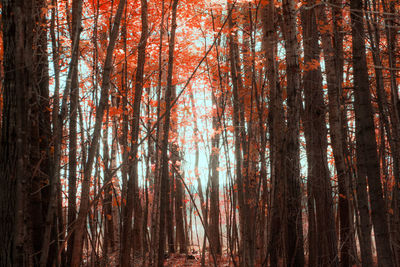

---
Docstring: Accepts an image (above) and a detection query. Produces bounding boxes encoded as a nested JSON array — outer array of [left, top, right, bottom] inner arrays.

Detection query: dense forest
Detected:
[[0, 0, 399, 266]]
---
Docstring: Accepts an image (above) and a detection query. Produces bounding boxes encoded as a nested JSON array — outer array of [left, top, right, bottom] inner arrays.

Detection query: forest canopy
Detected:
[[0, 0, 399, 266]]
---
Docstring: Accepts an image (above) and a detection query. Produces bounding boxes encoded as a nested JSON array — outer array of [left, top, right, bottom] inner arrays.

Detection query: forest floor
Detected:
[[162, 252, 233, 267], [119, 251, 237, 266], [163, 253, 203, 266], [162, 250, 265, 267]]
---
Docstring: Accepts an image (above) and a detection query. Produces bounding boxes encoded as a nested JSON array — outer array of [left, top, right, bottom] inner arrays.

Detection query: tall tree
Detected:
[[70, 0, 125, 265], [0, 0, 51, 265], [314, 1, 352, 265], [120, 0, 148, 265], [262, 0, 286, 264], [209, 78, 222, 257], [281, 0, 305, 265], [300, 1, 338, 265], [1, 1, 33, 265], [157, 0, 179, 265], [350, 0, 394, 265], [67, 1, 82, 265]]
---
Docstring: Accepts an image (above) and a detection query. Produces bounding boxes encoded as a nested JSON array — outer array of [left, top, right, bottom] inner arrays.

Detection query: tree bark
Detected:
[[120, 0, 148, 265], [300, 2, 338, 265], [350, 0, 394, 265], [280, 0, 305, 265], [66, 1, 82, 265], [70, 0, 125, 265], [314, 2, 352, 265], [1, 1, 31, 265], [171, 86, 187, 254], [1, 0, 51, 265], [209, 85, 222, 257], [157, 0, 179, 265], [262, 0, 285, 265]]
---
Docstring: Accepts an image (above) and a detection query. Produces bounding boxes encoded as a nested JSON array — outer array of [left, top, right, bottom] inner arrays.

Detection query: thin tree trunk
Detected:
[[66, 1, 82, 265], [262, 0, 285, 264], [120, 0, 148, 265], [228, 5, 244, 266], [157, 1, 179, 265], [280, 0, 305, 265], [70, 1, 125, 265], [171, 86, 187, 254], [149, 1, 165, 264], [209, 86, 222, 257], [381, 0, 400, 262]]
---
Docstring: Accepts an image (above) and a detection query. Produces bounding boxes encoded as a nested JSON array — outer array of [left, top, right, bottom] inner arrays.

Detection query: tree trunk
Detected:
[[171, 86, 187, 254], [67, 1, 82, 265], [1, 0, 51, 265], [381, 0, 400, 262], [70, 0, 125, 265], [120, 0, 148, 265], [209, 86, 222, 257], [280, 0, 305, 265], [157, 0, 179, 265], [262, 0, 285, 264], [314, 2, 352, 265], [1, 1, 31, 265], [149, 1, 165, 263], [350, 0, 394, 265], [300, 2, 338, 265]]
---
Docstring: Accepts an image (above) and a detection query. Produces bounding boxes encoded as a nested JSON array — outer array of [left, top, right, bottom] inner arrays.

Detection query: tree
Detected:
[[70, 0, 125, 265], [120, 0, 148, 265], [350, 0, 394, 265], [280, 0, 305, 264], [1, 0, 52, 266], [300, 1, 338, 265], [157, 0, 179, 265], [67, 1, 82, 265]]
